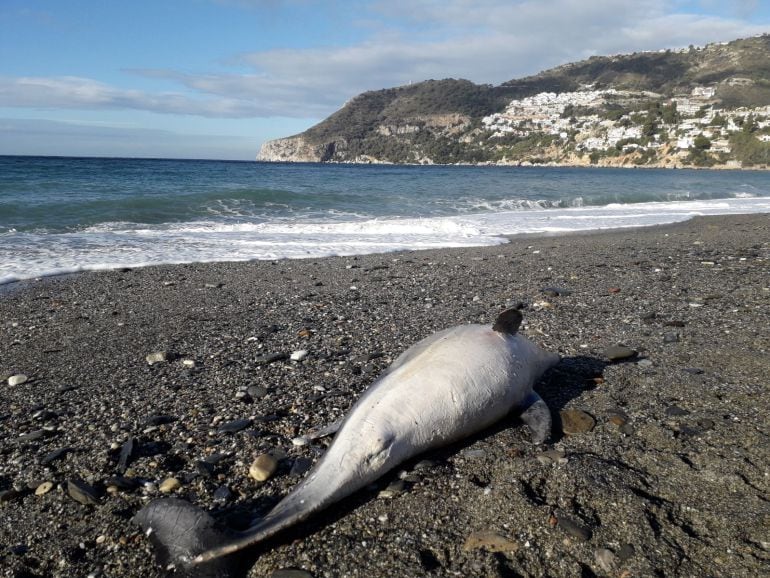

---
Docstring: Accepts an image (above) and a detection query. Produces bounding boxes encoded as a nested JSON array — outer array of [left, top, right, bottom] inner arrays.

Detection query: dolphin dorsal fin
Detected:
[[492, 308, 522, 335]]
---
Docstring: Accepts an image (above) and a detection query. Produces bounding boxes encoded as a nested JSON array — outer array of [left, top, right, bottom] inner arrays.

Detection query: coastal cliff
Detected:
[[257, 35, 770, 168]]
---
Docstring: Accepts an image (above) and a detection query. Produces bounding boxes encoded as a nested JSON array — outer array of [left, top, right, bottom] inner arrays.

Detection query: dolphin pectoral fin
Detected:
[[519, 392, 552, 445], [133, 498, 244, 577]]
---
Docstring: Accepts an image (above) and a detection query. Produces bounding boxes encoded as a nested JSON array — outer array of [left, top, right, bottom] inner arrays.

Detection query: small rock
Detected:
[[8, 374, 28, 386], [603, 345, 637, 361], [35, 481, 54, 496], [607, 410, 629, 427], [594, 548, 617, 573], [289, 457, 313, 477], [117, 438, 136, 474], [181, 359, 196, 368], [378, 479, 406, 499], [268, 569, 313, 578], [217, 418, 252, 434], [665, 405, 690, 417], [143, 414, 176, 427], [462, 530, 519, 553], [560, 409, 595, 435], [67, 480, 100, 506], [247, 385, 268, 399], [617, 543, 636, 562], [0, 489, 21, 503], [290, 350, 308, 362], [213, 485, 232, 503], [103, 476, 139, 491], [556, 516, 592, 541], [619, 423, 634, 435], [254, 352, 288, 366], [461, 448, 487, 459], [145, 352, 168, 365], [663, 332, 680, 343], [249, 453, 278, 482], [159, 477, 181, 493]]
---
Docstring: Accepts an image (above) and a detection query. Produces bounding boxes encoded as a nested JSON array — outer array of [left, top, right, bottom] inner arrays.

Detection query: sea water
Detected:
[[2, 155, 769, 284]]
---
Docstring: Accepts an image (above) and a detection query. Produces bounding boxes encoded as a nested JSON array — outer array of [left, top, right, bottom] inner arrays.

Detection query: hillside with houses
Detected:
[[258, 35, 770, 169]]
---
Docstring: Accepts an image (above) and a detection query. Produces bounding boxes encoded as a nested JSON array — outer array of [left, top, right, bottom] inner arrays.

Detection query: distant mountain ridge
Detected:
[[258, 35, 770, 168]]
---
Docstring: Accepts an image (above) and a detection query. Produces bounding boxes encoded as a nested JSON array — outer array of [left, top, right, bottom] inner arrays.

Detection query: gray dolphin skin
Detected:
[[134, 309, 560, 575]]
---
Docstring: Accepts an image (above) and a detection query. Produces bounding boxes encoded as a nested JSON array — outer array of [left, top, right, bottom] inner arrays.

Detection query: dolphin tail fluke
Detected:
[[133, 497, 245, 577]]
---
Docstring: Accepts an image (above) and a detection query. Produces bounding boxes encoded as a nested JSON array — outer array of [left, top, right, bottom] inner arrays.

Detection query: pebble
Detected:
[[594, 548, 617, 573], [461, 448, 487, 459], [145, 352, 168, 365], [0, 489, 21, 503], [268, 569, 314, 578], [663, 332, 680, 343], [462, 530, 519, 553], [247, 385, 269, 399], [8, 374, 28, 386], [290, 350, 309, 362], [249, 453, 278, 482], [255, 352, 288, 366], [181, 359, 196, 368], [607, 409, 629, 427], [603, 345, 637, 361], [67, 480, 100, 506], [117, 438, 136, 474], [213, 485, 232, 503], [217, 418, 253, 434], [537, 449, 567, 465], [35, 481, 54, 496], [289, 457, 313, 477], [665, 405, 690, 417], [560, 409, 595, 435], [378, 479, 406, 499], [556, 516, 592, 541], [159, 477, 181, 493], [617, 543, 636, 561]]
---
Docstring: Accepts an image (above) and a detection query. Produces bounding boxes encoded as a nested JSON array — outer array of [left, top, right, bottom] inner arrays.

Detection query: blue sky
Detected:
[[1, 0, 768, 160]]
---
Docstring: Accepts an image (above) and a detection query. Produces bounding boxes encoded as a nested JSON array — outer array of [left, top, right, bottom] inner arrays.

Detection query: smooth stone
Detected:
[[196, 460, 216, 478], [8, 374, 28, 386], [665, 405, 690, 417], [378, 479, 406, 499], [217, 418, 253, 434], [557, 516, 592, 541], [143, 415, 176, 426], [0, 489, 21, 503], [290, 350, 308, 362], [289, 457, 313, 477], [18, 429, 53, 443], [213, 485, 232, 502], [145, 352, 168, 365], [268, 570, 313, 578], [560, 409, 596, 435], [618, 543, 636, 561], [247, 385, 268, 399], [181, 359, 196, 368], [254, 352, 288, 366], [663, 332, 680, 343], [41, 447, 72, 465], [604, 345, 637, 361], [249, 453, 278, 482], [461, 448, 487, 459], [35, 482, 54, 496], [104, 476, 139, 491], [67, 480, 100, 506], [117, 438, 136, 474], [462, 530, 519, 553], [608, 410, 629, 427], [594, 548, 617, 573], [159, 477, 181, 493]]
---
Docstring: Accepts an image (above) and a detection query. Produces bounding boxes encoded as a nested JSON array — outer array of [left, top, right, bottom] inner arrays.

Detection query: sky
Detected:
[[1, 0, 769, 160]]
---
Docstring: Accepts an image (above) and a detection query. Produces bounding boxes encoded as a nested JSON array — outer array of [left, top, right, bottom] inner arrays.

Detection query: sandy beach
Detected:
[[1, 213, 768, 578]]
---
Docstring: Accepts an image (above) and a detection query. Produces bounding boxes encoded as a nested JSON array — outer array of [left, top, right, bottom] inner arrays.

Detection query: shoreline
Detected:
[[1, 213, 768, 577]]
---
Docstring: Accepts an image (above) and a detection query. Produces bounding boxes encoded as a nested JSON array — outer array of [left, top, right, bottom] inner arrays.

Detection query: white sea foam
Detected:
[[2, 197, 769, 285]]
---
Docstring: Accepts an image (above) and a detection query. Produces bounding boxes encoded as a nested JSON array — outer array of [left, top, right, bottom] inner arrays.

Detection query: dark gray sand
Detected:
[[1, 214, 768, 578]]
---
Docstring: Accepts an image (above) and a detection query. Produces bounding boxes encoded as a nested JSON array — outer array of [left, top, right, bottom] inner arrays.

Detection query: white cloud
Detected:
[[2, 1, 768, 120]]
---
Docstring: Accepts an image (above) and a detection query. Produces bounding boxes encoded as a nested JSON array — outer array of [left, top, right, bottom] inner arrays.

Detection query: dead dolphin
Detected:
[[134, 308, 559, 574]]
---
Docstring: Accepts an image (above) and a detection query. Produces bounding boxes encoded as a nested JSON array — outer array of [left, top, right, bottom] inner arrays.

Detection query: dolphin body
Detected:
[[134, 309, 559, 576]]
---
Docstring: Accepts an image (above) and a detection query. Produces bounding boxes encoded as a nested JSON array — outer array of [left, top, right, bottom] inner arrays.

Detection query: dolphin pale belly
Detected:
[[134, 309, 560, 575]]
